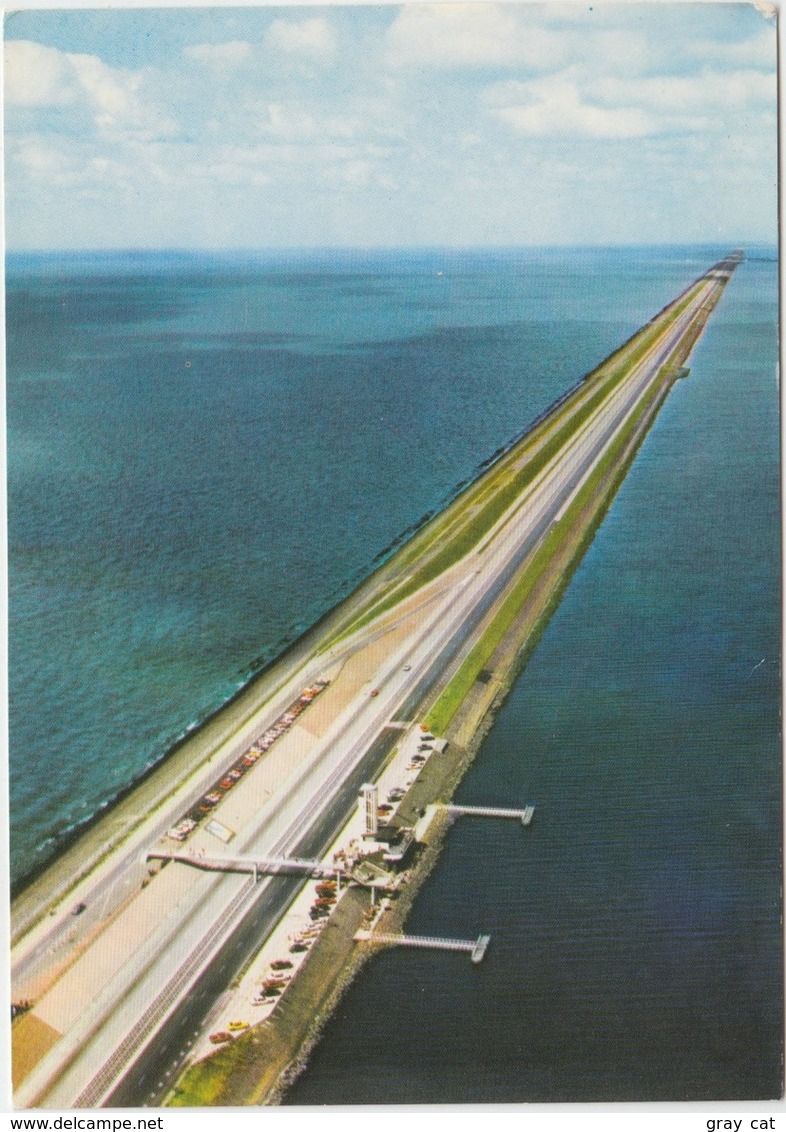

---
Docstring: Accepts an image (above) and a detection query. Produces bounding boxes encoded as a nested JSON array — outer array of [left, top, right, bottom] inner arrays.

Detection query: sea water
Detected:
[[7, 247, 780, 1100]]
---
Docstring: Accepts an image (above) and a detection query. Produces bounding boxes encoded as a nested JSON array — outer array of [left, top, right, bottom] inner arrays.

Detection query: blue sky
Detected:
[[4, 2, 778, 249]]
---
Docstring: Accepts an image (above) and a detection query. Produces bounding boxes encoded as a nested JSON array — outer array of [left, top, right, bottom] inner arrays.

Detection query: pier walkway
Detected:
[[442, 803, 535, 826], [355, 930, 491, 964]]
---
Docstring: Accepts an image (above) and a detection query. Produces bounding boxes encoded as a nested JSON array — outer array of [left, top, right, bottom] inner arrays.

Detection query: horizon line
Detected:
[[6, 240, 773, 256]]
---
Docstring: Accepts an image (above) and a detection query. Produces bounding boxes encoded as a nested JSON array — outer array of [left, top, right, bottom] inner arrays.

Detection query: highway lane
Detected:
[[18, 263, 731, 1108]]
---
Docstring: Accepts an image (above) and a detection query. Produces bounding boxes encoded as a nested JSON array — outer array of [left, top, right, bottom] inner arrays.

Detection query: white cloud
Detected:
[[5, 40, 75, 106], [67, 52, 140, 122], [385, 4, 563, 69], [262, 102, 358, 142], [182, 41, 253, 68], [486, 61, 776, 143], [488, 77, 656, 139], [11, 138, 74, 178], [5, 39, 177, 142], [591, 69, 776, 118], [264, 16, 336, 62]]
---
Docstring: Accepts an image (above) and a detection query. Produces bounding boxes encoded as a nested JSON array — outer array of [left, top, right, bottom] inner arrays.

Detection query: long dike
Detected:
[[164, 252, 742, 1107]]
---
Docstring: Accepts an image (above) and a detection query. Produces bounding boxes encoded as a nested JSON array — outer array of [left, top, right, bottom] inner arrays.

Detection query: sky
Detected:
[[3, 2, 779, 249]]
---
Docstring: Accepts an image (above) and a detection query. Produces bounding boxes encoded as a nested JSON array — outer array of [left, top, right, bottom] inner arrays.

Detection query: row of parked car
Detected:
[[167, 680, 330, 841], [207, 889, 336, 1041]]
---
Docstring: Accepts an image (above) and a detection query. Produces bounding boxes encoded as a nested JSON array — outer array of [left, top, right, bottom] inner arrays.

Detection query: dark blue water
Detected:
[[7, 248, 780, 1100]]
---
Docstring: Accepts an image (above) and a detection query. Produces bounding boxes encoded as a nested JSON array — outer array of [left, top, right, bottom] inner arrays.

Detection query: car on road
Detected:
[[209, 1032, 233, 1044], [227, 1021, 248, 1032], [71, 902, 87, 916], [370, 689, 379, 697], [403, 664, 412, 671]]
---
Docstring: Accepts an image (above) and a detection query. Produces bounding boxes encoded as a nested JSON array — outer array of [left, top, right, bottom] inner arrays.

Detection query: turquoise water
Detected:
[[7, 247, 780, 1100]]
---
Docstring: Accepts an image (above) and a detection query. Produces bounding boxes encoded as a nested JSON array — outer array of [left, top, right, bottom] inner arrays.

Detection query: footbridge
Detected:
[[355, 930, 491, 964], [146, 849, 344, 880]]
